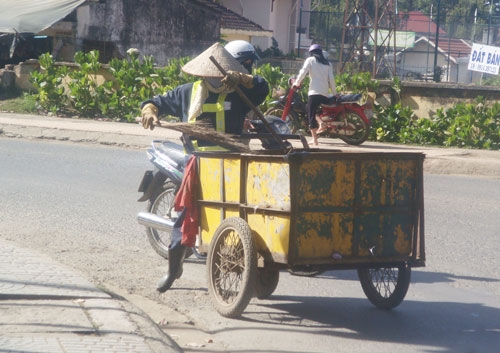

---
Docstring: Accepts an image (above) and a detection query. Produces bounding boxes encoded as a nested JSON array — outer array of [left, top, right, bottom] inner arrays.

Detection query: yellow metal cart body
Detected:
[[196, 150, 425, 318]]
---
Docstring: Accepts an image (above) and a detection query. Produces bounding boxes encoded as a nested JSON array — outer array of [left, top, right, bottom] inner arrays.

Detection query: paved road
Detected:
[[0, 112, 498, 353]]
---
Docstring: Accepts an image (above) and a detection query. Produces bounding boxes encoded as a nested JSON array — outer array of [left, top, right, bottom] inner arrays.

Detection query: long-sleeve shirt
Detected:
[[295, 56, 336, 97], [141, 76, 269, 135]]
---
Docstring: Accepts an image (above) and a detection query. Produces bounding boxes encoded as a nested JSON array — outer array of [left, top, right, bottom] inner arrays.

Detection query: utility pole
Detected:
[[297, 0, 303, 56], [433, 0, 441, 82], [487, 1, 492, 45], [339, 0, 397, 77]]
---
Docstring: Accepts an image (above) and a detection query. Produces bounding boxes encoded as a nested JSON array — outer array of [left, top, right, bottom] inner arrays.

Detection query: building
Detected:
[[1, 0, 273, 66]]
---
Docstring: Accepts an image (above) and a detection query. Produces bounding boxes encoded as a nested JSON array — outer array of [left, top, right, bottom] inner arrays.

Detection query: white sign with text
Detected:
[[468, 43, 500, 75]]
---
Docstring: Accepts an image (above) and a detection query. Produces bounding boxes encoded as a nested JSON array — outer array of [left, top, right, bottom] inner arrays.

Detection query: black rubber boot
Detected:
[[156, 245, 187, 293]]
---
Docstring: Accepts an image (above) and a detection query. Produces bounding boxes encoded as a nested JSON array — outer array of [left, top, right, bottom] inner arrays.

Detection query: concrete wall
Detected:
[[377, 80, 500, 119], [76, 0, 220, 66]]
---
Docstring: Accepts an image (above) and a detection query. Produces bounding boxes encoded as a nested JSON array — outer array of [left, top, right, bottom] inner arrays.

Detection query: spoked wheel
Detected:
[[265, 106, 301, 134], [357, 263, 412, 310], [207, 217, 257, 318], [338, 111, 370, 145], [147, 181, 192, 259], [255, 264, 280, 299]]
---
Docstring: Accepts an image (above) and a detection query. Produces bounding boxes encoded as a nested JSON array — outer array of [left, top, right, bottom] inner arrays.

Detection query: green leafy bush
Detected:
[[29, 53, 68, 114], [67, 51, 112, 117], [27, 50, 500, 150], [29, 49, 194, 121], [372, 97, 500, 150]]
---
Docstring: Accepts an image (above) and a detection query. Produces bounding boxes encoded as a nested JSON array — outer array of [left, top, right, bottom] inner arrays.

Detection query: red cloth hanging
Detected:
[[174, 155, 199, 247]]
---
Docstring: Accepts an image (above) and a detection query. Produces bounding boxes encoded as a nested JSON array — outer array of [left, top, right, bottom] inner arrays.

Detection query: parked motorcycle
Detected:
[[136, 116, 298, 260], [265, 78, 374, 145]]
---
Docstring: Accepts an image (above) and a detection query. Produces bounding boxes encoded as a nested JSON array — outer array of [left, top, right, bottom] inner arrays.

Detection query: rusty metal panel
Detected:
[[247, 214, 290, 263], [223, 158, 241, 202], [198, 155, 241, 247], [295, 158, 356, 207], [246, 160, 291, 211], [289, 152, 423, 265], [198, 156, 240, 202], [197, 151, 424, 268], [198, 157, 222, 202], [200, 206, 240, 247]]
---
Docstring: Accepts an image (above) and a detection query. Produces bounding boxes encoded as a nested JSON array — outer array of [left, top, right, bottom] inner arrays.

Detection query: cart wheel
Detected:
[[207, 217, 257, 318], [357, 263, 411, 310], [255, 266, 280, 299]]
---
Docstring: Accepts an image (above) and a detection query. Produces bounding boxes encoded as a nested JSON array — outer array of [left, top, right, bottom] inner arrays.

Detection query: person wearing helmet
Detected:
[[139, 42, 269, 294], [293, 43, 336, 146], [141, 42, 268, 137], [224, 39, 260, 74]]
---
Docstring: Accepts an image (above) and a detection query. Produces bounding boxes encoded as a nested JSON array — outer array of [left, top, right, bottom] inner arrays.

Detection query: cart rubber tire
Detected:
[[147, 181, 192, 259], [288, 265, 322, 277], [207, 217, 257, 318], [357, 263, 411, 310], [338, 111, 370, 146], [255, 266, 279, 299]]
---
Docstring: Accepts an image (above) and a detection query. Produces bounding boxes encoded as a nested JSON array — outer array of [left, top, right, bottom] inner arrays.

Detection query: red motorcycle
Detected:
[[265, 80, 374, 145]]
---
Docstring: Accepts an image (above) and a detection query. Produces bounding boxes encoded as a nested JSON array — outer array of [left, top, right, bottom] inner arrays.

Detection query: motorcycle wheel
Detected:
[[264, 106, 301, 134], [147, 181, 193, 259], [338, 111, 370, 145]]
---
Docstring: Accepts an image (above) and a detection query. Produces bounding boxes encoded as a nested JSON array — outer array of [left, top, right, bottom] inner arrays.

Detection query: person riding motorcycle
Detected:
[[140, 40, 268, 293], [293, 43, 336, 146]]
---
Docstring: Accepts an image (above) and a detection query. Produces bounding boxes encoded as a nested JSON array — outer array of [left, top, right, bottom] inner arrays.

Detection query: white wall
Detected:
[[270, 0, 295, 53], [244, 0, 272, 50]]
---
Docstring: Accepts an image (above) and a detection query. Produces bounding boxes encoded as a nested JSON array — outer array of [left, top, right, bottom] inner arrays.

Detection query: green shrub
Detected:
[[371, 103, 415, 143], [27, 49, 500, 150], [371, 97, 500, 150], [67, 50, 113, 117], [29, 53, 68, 114], [437, 98, 500, 149]]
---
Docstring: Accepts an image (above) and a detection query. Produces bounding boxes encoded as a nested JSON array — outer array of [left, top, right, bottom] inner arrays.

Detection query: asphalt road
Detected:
[[1, 137, 499, 353]]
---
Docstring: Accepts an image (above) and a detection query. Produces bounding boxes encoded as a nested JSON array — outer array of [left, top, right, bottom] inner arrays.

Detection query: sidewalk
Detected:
[[0, 238, 182, 353], [1, 112, 499, 178]]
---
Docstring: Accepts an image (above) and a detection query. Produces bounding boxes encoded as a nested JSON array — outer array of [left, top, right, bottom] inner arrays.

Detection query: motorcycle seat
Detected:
[[337, 93, 362, 103], [157, 141, 186, 167], [321, 93, 362, 107]]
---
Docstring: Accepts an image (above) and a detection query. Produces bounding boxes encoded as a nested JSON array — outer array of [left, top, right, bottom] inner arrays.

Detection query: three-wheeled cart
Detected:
[[193, 149, 425, 318]]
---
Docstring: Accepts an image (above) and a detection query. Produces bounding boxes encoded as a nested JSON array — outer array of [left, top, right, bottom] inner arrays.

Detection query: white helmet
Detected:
[[224, 40, 260, 65]]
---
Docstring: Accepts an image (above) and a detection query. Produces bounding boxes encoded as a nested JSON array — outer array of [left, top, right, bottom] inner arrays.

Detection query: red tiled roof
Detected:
[[397, 11, 446, 35], [439, 38, 472, 58]]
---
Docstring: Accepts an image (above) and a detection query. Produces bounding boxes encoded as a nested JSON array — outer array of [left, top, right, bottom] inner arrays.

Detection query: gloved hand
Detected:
[[221, 71, 254, 90], [141, 103, 159, 130]]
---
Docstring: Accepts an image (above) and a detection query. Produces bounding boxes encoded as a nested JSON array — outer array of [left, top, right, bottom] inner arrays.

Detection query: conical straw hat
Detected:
[[182, 42, 247, 78]]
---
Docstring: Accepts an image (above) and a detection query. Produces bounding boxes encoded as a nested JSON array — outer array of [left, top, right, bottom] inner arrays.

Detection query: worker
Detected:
[[140, 41, 268, 293]]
